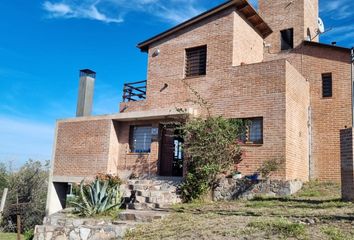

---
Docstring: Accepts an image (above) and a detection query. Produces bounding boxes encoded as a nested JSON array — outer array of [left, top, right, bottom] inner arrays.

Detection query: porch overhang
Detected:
[[52, 176, 86, 183], [57, 108, 197, 123]]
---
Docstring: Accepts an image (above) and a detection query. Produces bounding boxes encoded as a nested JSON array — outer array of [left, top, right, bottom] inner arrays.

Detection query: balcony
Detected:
[[122, 80, 147, 102]]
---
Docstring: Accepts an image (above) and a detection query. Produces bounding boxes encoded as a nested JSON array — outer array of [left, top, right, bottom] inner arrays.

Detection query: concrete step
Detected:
[[136, 190, 176, 197], [131, 185, 177, 192], [127, 178, 182, 186], [118, 209, 169, 222], [127, 179, 154, 185], [145, 196, 182, 204], [135, 195, 149, 203], [123, 178, 182, 210], [127, 202, 156, 210]]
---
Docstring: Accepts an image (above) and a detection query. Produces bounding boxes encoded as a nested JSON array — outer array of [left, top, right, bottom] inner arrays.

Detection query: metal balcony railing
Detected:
[[122, 80, 147, 102]]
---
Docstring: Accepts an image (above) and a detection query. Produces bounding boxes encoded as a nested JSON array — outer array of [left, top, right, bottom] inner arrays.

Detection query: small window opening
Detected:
[[281, 28, 294, 50], [129, 126, 152, 153], [238, 117, 264, 144], [322, 73, 332, 98], [185, 45, 207, 77]]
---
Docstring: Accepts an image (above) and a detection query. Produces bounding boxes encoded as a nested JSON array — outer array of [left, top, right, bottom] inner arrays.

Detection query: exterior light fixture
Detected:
[[152, 49, 160, 57]]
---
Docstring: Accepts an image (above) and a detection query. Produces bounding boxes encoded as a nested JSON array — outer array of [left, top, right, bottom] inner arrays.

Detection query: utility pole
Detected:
[[9, 196, 30, 240]]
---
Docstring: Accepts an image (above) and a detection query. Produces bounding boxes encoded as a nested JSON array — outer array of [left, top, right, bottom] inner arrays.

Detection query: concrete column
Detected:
[[340, 128, 354, 201], [47, 182, 68, 215], [76, 69, 96, 117]]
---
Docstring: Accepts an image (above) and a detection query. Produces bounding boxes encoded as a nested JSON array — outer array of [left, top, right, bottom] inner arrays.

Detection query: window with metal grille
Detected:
[[322, 73, 332, 98], [185, 45, 207, 77], [239, 118, 263, 144], [129, 126, 152, 153], [280, 28, 294, 50]]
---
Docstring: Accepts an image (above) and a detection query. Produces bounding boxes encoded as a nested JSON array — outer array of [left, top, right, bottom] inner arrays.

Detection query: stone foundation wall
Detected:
[[34, 212, 134, 240], [213, 178, 303, 201]]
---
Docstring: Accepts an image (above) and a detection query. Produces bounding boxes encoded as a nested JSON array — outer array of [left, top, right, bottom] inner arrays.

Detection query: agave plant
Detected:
[[71, 179, 123, 217]]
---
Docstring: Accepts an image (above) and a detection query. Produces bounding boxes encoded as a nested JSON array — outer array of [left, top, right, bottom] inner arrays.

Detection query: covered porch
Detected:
[[47, 108, 195, 215], [51, 108, 196, 182]]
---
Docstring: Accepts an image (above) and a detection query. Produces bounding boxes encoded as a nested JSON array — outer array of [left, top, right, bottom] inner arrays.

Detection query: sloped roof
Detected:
[[137, 0, 272, 52], [303, 40, 351, 52]]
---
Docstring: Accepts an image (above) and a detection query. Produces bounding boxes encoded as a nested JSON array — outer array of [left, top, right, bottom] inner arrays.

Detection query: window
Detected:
[[322, 73, 332, 98], [129, 126, 152, 153], [185, 45, 207, 77], [240, 118, 263, 144], [280, 28, 294, 50]]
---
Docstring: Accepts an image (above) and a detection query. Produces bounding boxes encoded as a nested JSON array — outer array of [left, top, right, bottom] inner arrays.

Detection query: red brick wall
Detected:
[[259, 0, 318, 53], [340, 128, 354, 201], [116, 120, 160, 177], [118, 4, 327, 180], [285, 61, 310, 181], [120, 7, 265, 114], [263, 45, 351, 182], [122, 59, 292, 179], [53, 1, 351, 183], [53, 119, 118, 178], [302, 48, 351, 182], [232, 11, 264, 66]]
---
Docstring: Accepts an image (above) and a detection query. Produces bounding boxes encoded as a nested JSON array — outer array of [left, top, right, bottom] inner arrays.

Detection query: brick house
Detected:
[[46, 0, 354, 214]]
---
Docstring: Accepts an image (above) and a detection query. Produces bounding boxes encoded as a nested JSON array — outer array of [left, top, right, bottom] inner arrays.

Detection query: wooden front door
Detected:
[[159, 126, 183, 177]]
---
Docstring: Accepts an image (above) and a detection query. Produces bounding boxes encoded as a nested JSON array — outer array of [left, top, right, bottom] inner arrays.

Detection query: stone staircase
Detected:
[[119, 177, 183, 222], [34, 178, 183, 239]]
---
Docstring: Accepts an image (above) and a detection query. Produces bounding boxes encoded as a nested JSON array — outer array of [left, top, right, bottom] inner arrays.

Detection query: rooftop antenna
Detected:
[[311, 17, 330, 41], [317, 18, 325, 34]]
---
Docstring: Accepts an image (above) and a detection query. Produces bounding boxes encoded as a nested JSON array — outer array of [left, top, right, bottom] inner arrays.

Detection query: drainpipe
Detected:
[[351, 48, 354, 127], [308, 106, 313, 180]]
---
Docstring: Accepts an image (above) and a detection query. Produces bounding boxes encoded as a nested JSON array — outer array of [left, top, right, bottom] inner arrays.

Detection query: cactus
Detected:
[[71, 179, 122, 217]]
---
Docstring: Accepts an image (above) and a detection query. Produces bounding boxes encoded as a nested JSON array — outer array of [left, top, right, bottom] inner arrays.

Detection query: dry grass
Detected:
[[125, 181, 354, 240], [0, 232, 23, 240]]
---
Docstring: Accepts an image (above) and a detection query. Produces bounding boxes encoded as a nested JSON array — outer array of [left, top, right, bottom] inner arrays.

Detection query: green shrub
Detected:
[[257, 158, 283, 179], [180, 116, 244, 202], [95, 173, 122, 187], [71, 178, 122, 217], [24, 229, 34, 240], [1, 160, 49, 234]]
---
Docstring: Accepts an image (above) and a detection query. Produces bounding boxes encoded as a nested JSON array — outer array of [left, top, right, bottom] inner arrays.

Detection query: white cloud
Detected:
[[43, 0, 124, 23], [43, 2, 73, 16], [41, 0, 264, 25], [320, 0, 353, 20], [42, 0, 205, 24]]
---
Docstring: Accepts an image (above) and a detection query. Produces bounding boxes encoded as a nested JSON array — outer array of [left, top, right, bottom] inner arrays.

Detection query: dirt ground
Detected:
[[124, 181, 354, 240]]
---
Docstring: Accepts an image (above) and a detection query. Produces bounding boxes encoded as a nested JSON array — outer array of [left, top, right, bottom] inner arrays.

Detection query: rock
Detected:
[[305, 218, 316, 225], [69, 230, 80, 240], [45, 232, 53, 240], [213, 178, 303, 201], [72, 219, 84, 227], [80, 227, 91, 240], [54, 235, 67, 240]]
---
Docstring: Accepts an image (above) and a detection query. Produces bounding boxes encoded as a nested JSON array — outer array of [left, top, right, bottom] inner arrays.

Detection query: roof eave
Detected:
[[303, 40, 351, 52], [137, 0, 272, 52]]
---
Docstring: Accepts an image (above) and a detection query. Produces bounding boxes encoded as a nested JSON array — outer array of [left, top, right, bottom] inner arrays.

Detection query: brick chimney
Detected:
[[76, 69, 96, 117]]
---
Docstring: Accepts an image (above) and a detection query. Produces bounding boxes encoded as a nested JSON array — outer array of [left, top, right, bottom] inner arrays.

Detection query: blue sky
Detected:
[[0, 0, 353, 168]]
